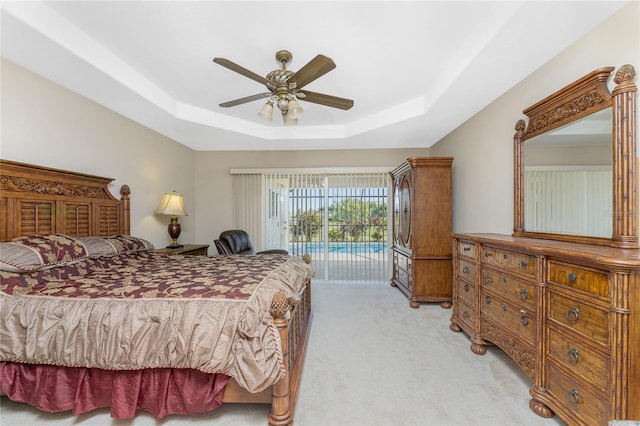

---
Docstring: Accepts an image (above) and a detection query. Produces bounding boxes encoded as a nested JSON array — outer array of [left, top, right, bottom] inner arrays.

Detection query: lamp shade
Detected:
[[154, 191, 187, 216], [258, 101, 274, 121], [287, 99, 304, 119], [283, 113, 298, 126]]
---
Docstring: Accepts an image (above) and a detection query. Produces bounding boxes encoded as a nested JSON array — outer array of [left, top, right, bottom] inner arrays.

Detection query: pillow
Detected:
[[102, 235, 154, 254], [0, 234, 88, 273], [75, 236, 119, 258], [76, 235, 154, 258]]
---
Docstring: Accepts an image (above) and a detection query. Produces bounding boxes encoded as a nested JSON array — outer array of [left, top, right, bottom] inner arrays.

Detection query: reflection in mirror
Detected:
[[523, 108, 612, 237]]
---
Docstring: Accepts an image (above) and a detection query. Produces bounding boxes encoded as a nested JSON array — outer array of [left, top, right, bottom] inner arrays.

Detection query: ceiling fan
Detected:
[[213, 50, 354, 125]]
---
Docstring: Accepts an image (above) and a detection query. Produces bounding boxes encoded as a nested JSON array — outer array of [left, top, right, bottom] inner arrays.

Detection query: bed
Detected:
[[0, 159, 314, 425]]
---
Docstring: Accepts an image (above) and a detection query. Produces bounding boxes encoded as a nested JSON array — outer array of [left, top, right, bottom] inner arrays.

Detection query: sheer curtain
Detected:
[[231, 168, 391, 283], [231, 173, 264, 250]]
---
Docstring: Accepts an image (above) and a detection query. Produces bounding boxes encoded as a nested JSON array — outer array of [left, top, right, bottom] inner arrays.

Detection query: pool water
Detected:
[[289, 242, 388, 255]]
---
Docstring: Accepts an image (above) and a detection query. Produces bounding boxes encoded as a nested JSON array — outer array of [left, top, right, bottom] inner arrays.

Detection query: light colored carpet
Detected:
[[0, 282, 566, 426]]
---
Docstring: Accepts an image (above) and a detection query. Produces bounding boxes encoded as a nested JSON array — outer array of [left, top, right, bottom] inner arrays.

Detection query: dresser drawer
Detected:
[[457, 240, 476, 260], [548, 261, 609, 299], [456, 298, 475, 331], [481, 247, 536, 277], [481, 292, 535, 346], [456, 277, 476, 306], [547, 326, 609, 394], [548, 292, 609, 347], [457, 258, 477, 283], [481, 269, 536, 312], [547, 363, 608, 426]]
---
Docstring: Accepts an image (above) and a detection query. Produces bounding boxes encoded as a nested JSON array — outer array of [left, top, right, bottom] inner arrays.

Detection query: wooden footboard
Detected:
[[222, 277, 312, 426]]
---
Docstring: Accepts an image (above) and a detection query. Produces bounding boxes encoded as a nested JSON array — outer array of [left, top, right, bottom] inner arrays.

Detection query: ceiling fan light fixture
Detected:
[[287, 99, 304, 119], [258, 101, 274, 121]]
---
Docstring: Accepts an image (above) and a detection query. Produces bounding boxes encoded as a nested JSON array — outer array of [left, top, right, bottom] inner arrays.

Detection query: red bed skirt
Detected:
[[0, 362, 230, 419]]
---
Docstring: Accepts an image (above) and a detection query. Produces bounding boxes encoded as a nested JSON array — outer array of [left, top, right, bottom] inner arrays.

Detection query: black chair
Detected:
[[214, 230, 288, 255]]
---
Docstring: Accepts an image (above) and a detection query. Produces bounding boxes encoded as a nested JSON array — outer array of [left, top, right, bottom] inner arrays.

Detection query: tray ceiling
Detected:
[[0, 1, 628, 150]]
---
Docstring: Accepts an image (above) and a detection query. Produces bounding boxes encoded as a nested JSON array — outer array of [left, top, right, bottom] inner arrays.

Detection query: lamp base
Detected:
[[167, 217, 182, 249]]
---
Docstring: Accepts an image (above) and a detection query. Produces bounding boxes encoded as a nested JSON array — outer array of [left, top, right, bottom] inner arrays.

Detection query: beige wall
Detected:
[[0, 59, 197, 248], [430, 1, 639, 235], [195, 148, 428, 252]]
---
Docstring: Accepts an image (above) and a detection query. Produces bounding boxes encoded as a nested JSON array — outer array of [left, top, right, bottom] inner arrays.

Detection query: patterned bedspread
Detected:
[[0, 253, 314, 393]]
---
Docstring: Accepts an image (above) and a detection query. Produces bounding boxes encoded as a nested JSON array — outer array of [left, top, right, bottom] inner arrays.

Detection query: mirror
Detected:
[[513, 64, 638, 248], [523, 108, 612, 237]]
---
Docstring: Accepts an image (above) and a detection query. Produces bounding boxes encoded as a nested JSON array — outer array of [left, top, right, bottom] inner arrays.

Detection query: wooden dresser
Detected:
[[390, 157, 453, 308], [450, 233, 640, 424]]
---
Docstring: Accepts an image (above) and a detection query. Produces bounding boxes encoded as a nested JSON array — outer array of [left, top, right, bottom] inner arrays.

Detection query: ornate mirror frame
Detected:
[[513, 64, 637, 248]]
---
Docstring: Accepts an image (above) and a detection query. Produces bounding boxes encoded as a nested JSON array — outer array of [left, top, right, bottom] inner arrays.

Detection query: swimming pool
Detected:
[[289, 242, 388, 255]]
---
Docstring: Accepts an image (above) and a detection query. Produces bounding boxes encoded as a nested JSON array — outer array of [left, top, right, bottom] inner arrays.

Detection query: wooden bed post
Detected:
[[268, 291, 293, 426], [120, 185, 131, 236]]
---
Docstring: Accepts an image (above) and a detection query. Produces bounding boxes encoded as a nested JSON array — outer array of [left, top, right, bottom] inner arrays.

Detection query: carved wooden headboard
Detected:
[[0, 160, 130, 242]]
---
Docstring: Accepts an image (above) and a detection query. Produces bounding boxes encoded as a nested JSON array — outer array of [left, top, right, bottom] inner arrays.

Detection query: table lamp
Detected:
[[154, 190, 188, 248]]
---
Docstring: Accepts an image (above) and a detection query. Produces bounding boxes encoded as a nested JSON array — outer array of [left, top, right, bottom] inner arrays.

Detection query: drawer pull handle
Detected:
[[463, 247, 470, 252], [520, 315, 529, 326], [462, 311, 470, 319], [520, 260, 527, 268], [463, 284, 470, 292], [520, 288, 528, 301], [568, 273, 577, 282], [484, 275, 493, 285], [565, 307, 580, 323], [485, 296, 491, 305], [567, 348, 579, 365], [484, 252, 491, 258], [566, 389, 579, 405], [503, 254, 508, 259], [462, 266, 469, 274]]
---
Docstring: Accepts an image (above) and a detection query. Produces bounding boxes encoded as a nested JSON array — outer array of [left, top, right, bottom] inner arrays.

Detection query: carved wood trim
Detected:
[[480, 318, 536, 379], [0, 175, 113, 199], [612, 65, 638, 248], [611, 271, 631, 419], [523, 67, 614, 140]]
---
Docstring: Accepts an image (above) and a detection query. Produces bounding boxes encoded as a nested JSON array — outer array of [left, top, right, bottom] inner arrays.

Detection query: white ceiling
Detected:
[[0, 1, 628, 151]]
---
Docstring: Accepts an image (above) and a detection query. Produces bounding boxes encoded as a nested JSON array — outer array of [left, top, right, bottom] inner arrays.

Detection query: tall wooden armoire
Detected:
[[390, 157, 453, 308]]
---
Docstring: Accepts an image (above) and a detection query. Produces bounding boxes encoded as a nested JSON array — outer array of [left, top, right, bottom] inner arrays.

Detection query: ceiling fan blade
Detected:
[[219, 92, 272, 108], [213, 57, 273, 87], [287, 55, 336, 89], [300, 90, 354, 110]]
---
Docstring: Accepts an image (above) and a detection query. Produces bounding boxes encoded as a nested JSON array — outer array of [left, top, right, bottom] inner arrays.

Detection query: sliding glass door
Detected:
[[232, 169, 391, 283], [264, 172, 391, 283]]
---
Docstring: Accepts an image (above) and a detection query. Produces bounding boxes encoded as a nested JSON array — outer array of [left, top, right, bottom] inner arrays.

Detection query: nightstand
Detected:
[[155, 244, 209, 256]]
